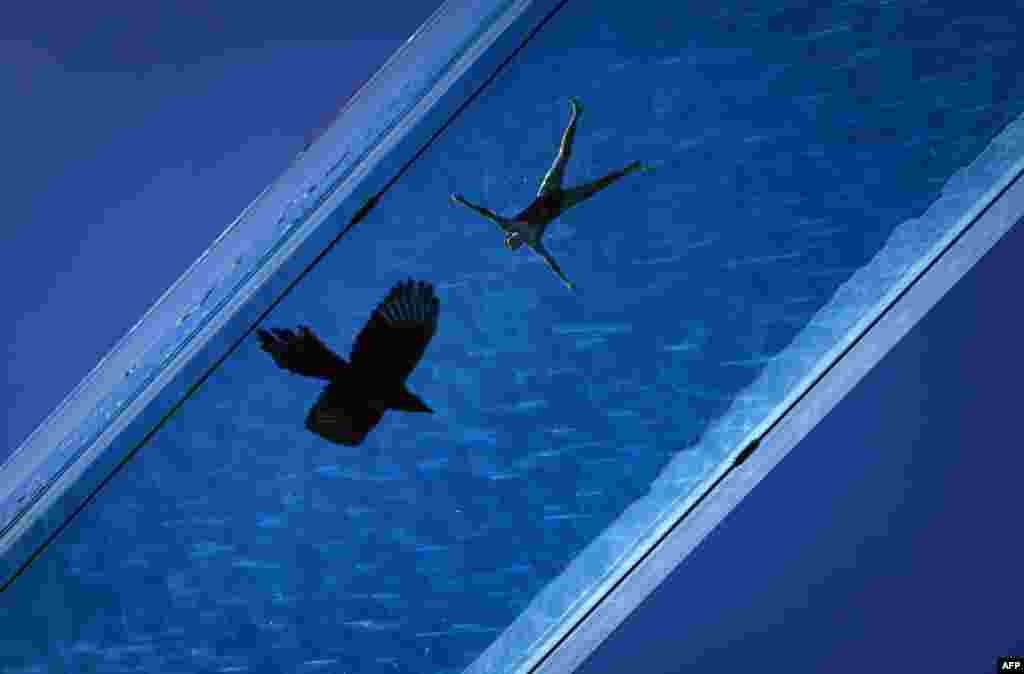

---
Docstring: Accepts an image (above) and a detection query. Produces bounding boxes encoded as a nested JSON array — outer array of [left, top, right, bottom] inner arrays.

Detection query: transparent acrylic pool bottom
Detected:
[[0, 0, 522, 547], [4, 1, 1024, 673]]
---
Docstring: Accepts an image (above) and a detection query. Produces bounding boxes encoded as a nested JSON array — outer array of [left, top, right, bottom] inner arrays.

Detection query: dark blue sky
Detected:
[[579, 219, 1024, 672], [3, 2, 1021, 671], [2, 2, 441, 455]]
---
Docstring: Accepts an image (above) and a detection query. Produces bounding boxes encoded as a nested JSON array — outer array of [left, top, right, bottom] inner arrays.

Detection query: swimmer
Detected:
[[451, 98, 650, 290]]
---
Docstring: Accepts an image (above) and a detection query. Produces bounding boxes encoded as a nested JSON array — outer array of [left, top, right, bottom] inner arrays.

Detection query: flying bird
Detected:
[[257, 279, 440, 446]]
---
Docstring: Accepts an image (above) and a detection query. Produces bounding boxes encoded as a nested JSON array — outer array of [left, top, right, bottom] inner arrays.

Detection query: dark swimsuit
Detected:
[[514, 192, 562, 225]]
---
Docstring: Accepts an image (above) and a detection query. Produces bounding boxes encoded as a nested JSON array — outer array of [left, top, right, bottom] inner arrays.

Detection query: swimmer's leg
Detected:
[[537, 98, 584, 198], [559, 160, 645, 211]]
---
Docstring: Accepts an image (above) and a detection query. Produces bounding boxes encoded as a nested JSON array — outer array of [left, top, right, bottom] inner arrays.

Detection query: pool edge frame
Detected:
[[533, 163, 1024, 674], [0, 0, 543, 587]]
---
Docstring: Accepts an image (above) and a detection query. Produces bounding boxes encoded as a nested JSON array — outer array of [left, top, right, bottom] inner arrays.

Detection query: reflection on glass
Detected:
[[3, 1, 1024, 673]]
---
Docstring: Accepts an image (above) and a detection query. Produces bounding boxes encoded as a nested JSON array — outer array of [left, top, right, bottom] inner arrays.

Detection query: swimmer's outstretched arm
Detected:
[[531, 242, 577, 291], [450, 193, 508, 230]]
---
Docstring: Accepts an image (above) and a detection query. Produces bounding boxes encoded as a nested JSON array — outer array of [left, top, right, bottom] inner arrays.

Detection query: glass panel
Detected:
[[0, 0, 536, 579], [3, 1, 1023, 673]]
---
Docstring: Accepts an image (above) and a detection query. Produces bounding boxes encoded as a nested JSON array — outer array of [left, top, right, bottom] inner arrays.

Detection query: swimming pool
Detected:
[[2, 1, 1023, 672]]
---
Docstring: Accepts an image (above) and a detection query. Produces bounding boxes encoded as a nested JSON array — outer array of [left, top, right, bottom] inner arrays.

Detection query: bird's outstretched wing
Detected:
[[305, 382, 383, 446], [350, 279, 440, 381], [256, 326, 347, 379]]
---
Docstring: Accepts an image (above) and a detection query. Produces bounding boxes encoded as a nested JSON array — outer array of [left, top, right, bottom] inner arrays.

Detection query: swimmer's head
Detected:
[[504, 233, 524, 250]]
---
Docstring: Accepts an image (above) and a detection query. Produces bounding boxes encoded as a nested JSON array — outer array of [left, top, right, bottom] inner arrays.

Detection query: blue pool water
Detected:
[[3, 1, 1024, 672]]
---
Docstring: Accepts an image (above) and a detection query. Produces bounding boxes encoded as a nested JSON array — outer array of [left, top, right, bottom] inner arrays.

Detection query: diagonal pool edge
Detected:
[[529, 149, 1024, 674], [0, 0, 539, 588]]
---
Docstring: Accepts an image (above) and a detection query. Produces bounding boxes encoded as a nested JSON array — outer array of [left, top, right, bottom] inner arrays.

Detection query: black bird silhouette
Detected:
[[257, 279, 440, 446]]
